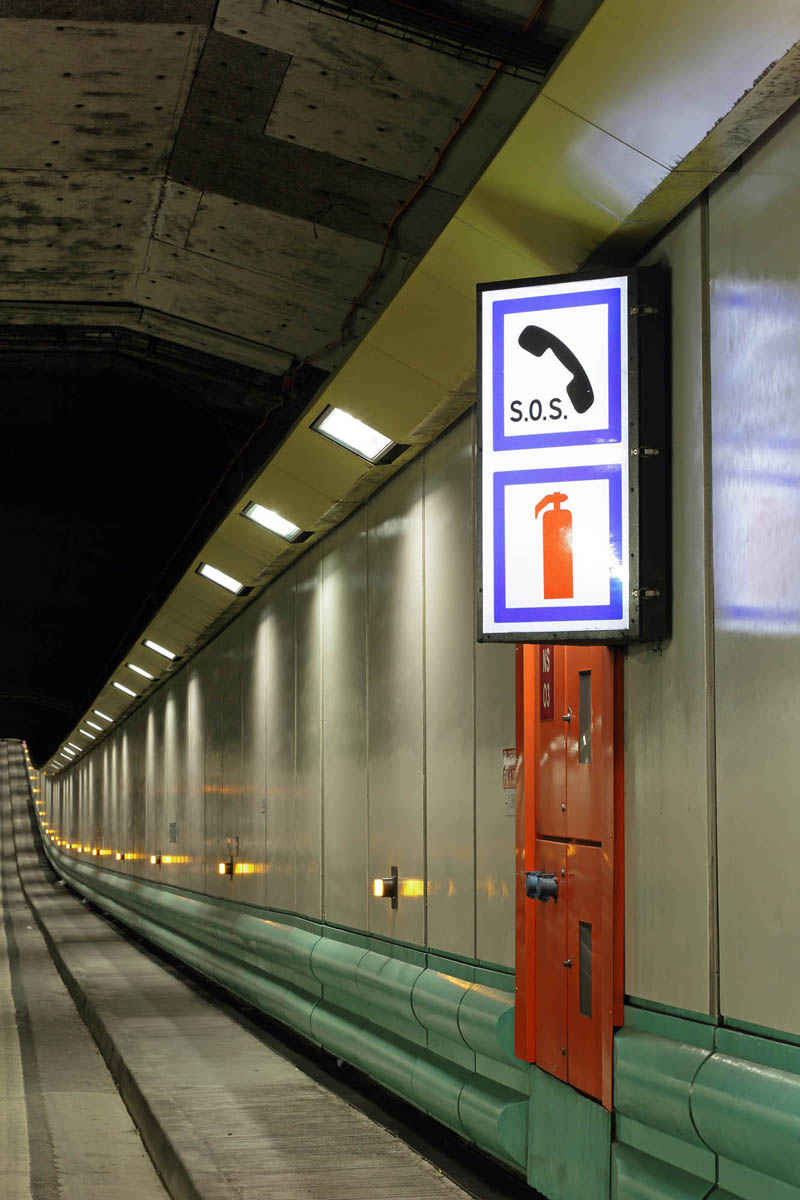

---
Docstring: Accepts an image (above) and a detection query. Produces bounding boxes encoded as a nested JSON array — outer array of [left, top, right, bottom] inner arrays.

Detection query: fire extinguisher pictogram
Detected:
[[534, 493, 574, 599]]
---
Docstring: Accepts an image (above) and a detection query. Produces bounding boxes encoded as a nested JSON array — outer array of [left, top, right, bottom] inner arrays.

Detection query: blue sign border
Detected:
[[492, 287, 622, 451], [493, 464, 624, 623]]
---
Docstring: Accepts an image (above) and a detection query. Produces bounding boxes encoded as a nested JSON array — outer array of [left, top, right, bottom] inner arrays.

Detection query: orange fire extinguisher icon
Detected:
[[534, 492, 574, 599]]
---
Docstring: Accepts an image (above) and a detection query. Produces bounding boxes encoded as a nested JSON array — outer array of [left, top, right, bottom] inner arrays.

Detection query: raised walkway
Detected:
[[0, 742, 505, 1200]]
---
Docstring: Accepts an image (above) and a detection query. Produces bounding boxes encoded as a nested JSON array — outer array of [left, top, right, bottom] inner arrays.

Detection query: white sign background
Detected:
[[502, 303, 611, 442], [480, 275, 630, 637], [504, 478, 613, 610]]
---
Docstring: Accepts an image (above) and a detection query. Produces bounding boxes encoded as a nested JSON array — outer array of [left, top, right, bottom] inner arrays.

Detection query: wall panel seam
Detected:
[[700, 191, 720, 1019], [421, 455, 428, 948]]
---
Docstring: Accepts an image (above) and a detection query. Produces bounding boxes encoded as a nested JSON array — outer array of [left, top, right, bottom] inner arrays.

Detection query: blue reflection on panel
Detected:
[[713, 276, 800, 634]]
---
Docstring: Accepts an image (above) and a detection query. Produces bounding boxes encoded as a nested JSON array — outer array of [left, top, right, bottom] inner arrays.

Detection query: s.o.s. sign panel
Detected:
[[478, 269, 668, 644]]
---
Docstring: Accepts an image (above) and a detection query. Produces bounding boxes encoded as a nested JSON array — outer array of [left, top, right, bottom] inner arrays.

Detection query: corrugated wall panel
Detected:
[[322, 512, 368, 930], [117, 732, 130, 863], [203, 639, 224, 896], [220, 623, 244, 897], [101, 747, 111, 856], [474, 639, 516, 967], [164, 677, 190, 892], [265, 573, 296, 912], [710, 111, 800, 1036], [128, 711, 146, 874], [424, 417, 476, 959], [367, 464, 426, 946], [48, 419, 520, 963], [240, 603, 267, 907], [185, 667, 206, 895], [625, 206, 715, 1013], [295, 547, 323, 920]]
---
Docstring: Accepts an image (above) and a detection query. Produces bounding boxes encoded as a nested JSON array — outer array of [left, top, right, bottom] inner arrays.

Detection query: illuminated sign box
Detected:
[[478, 268, 669, 644]]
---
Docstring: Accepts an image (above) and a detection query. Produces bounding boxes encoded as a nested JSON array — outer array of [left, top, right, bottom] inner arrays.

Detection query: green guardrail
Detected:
[[39, 837, 800, 1200], [42, 842, 528, 1174], [613, 1007, 800, 1200]]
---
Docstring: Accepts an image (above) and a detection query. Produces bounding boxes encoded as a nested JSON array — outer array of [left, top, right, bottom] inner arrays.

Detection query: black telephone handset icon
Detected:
[[518, 325, 594, 414]]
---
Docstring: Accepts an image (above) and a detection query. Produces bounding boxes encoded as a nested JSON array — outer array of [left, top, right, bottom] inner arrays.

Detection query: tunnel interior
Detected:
[[0, 331, 325, 764]]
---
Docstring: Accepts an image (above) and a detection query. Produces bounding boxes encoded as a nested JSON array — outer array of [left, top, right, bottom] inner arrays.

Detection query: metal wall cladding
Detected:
[[46, 414, 519, 966], [239, 603, 267, 908], [184, 666, 207, 896], [164, 675, 190, 892], [620, 105, 800, 1031], [475, 638, 516, 966], [128, 711, 147, 873], [295, 547, 323, 920], [145, 704, 163, 882], [322, 511, 369, 932], [424, 420, 475, 959], [101, 749, 111, 854], [367, 463, 425, 946], [709, 111, 800, 1037], [264, 572, 297, 913], [625, 208, 715, 1014], [220, 622, 244, 898], [117, 732, 131, 862], [203, 634, 227, 898]]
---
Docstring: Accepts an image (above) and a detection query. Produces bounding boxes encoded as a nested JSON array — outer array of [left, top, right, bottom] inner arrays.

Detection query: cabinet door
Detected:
[[564, 646, 613, 843], [534, 838, 569, 1081], [535, 645, 567, 839], [566, 843, 604, 1099]]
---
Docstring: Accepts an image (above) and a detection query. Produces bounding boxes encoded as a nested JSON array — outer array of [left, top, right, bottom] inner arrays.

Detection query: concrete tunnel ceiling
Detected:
[[4, 0, 800, 768], [1, 0, 596, 764]]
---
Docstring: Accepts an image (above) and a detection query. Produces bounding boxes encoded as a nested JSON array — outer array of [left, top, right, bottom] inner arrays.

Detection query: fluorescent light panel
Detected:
[[79, 728, 96, 740], [62, 749, 75, 758], [67, 742, 81, 752], [313, 407, 392, 462], [113, 681, 137, 697], [196, 562, 246, 595], [127, 663, 154, 680], [93, 710, 113, 723], [241, 502, 301, 542], [86, 720, 103, 731], [143, 639, 177, 660]]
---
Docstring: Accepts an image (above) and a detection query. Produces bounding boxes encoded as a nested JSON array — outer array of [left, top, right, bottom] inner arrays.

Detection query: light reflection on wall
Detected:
[[713, 276, 800, 635]]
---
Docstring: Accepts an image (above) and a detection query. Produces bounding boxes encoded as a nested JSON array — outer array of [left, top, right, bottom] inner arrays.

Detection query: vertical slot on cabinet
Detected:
[[579, 921, 593, 1017], [578, 670, 592, 764]]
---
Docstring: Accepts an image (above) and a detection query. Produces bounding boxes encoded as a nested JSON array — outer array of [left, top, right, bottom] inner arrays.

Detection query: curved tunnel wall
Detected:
[[35, 94, 800, 1200], [43, 411, 517, 969], [35, 411, 529, 1173]]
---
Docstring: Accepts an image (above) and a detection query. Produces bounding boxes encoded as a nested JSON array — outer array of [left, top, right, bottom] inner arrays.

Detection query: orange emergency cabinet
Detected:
[[514, 643, 624, 1109]]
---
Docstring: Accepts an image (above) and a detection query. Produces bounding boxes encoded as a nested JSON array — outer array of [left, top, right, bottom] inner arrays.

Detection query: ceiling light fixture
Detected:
[[79, 728, 96, 740], [86, 720, 103, 732], [142, 639, 179, 661], [113, 682, 137, 697], [93, 710, 113, 723], [196, 562, 251, 596], [311, 406, 396, 462], [241, 502, 303, 542], [67, 742, 81, 752], [127, 663, 154, 680]]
